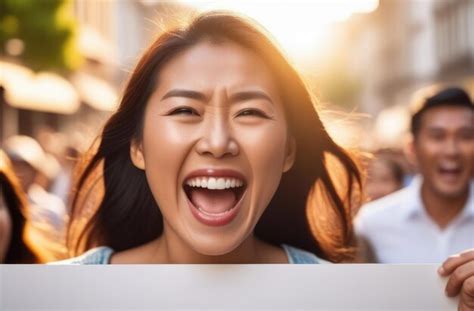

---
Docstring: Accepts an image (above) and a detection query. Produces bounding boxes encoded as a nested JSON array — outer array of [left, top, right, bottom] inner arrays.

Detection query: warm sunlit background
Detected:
[[1, 0, 473, 262], [182, 0, 379, 60], [1, 0, 473, 149]]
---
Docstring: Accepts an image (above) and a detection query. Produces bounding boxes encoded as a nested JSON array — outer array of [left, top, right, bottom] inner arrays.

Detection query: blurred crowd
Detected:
[[1, 127, 79, 262], [356, 87, 473, 263], [0, 86, 472, 264]]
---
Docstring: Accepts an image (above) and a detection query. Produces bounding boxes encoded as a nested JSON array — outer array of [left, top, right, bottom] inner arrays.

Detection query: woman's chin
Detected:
[[187, 235, 245, 257]]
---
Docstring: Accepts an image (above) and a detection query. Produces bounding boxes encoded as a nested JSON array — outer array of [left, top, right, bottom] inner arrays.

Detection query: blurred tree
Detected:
[[0, 0, 81, 72]]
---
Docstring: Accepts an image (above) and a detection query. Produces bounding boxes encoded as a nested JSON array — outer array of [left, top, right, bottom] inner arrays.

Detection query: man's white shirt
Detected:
[[355, 176, 474, 263]]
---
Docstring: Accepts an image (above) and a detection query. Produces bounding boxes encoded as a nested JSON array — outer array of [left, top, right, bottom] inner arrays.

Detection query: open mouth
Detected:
[[183, 176, 247, 226], [438, 164, 463, 180]]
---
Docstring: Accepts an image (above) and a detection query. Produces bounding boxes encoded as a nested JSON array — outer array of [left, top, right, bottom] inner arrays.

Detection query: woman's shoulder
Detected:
[[51, 244, 330, 264], [51, 246, 114, 265], [282, 244, 332, 264]]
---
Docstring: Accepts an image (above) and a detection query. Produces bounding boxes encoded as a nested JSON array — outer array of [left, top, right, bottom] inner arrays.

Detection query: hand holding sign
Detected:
[[439, 248, 474, 311]]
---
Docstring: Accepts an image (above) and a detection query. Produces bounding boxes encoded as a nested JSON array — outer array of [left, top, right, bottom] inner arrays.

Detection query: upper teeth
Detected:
[[440, 163, 459, 170], [186, 177, 244, 190]]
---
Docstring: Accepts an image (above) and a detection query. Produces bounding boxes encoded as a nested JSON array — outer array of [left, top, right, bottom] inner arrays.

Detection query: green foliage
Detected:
[[0, 14, 19, 38], [0, 0, 81, 72]]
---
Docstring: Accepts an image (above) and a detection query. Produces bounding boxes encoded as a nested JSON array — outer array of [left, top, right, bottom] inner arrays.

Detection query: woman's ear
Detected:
[[283, 135, 296, 173], [130, 139, 145, 170]]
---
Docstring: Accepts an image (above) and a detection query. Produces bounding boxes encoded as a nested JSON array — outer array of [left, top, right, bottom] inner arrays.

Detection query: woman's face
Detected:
[[0, 190, 12, 262], [131, 41, 295, 255]]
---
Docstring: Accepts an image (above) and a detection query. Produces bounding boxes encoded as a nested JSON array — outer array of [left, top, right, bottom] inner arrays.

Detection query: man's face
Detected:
[[414, 106, 474, 198]]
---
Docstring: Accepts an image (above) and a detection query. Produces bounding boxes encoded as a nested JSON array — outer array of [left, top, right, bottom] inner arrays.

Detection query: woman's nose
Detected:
[[195, 116, 239, 158]]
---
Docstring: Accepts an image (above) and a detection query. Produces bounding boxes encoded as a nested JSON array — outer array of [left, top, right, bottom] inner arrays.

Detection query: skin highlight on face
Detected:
[[128, 41, 296, 263]]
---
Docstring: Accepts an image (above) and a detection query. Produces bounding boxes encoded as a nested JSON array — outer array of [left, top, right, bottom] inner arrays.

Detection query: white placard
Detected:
[[0, 264, 458, 310]]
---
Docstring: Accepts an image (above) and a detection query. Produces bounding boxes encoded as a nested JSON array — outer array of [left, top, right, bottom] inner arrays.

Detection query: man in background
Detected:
[[355, 86, 473, 263]]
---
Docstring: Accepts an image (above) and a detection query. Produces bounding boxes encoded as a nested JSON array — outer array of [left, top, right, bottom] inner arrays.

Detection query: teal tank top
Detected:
[[55, 244, 330, 264]]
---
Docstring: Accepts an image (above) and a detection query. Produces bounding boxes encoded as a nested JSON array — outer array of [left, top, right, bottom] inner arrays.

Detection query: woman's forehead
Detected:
[[154, 41, 279, 94]]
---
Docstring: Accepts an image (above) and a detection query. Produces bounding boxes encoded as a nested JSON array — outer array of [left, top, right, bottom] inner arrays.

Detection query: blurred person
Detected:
[[355, 87, 474, 308], [0, 150, 39, 263], [355, 87, 473, 262], [4, 135, 68, 262], [3, 135, 43, 192], [57, 12, 365, 265], [35, 127, 79, 206], [50, 145, 80, 208], [365, 149, 405, 201]]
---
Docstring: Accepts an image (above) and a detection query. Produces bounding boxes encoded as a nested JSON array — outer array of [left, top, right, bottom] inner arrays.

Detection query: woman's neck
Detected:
[[111, 223, 289, 264], [142, 223, 286, 264]]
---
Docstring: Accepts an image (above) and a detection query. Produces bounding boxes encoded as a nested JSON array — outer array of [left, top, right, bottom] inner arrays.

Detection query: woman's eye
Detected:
[[237, 109, 269, 118], [168, 107, 199, 116]]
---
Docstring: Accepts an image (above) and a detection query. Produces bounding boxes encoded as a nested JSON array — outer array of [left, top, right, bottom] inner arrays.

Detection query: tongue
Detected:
[[190, 188, 237, 214]]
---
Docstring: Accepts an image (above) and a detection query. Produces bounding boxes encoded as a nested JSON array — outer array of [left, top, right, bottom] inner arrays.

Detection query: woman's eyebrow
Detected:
[[161, 89, 274, 105], [230, 90, 274, 105], [161, 89, 207, 101]]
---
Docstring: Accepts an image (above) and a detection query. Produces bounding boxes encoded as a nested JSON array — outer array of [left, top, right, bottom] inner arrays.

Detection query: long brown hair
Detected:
[[68, 12, 362, 262], [0, 150, 38, 263]]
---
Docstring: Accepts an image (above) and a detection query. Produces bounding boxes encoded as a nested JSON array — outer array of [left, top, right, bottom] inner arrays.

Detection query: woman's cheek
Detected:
[[142, 120, 194, 207], [243, 124, 288, 202], [245, 125, 287, 169]]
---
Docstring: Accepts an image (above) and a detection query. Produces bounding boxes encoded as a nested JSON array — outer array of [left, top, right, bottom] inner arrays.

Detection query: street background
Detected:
[[1, 0, 473, 261], [1, 0, 473, 150]]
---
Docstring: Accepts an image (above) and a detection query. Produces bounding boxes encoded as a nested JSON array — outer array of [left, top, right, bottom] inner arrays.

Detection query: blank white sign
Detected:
[[0, 264, 458, 310]]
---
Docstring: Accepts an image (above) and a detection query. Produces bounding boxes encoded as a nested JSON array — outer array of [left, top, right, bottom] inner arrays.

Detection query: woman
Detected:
[[65, 12, 361, 264], [0, 150, 38, 263], [60, 12, 474, 308]]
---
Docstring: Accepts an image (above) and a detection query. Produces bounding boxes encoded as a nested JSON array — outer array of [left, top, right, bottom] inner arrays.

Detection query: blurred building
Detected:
[[70, 0, 194, 142], [74, 0, 195, 80], [1, 0, 194, 147], [1, 0, 120, 145], [350, 0, 474, 148]]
